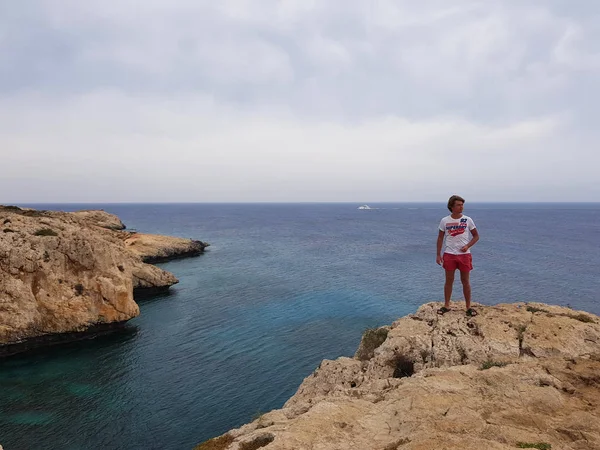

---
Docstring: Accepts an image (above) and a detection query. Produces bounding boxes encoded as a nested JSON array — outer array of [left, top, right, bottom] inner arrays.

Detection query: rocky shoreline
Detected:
[[124, 232, 209, 264], [0, 320, 129, 358], [196, 302, 600, 450], [0, 205, 208, 357], [3, 205, 600, 449]]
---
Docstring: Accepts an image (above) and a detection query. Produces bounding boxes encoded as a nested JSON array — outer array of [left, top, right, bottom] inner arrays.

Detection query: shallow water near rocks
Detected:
[[1, 202, 599, 449]]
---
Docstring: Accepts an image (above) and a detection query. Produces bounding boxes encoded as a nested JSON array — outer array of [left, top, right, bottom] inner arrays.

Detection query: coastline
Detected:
[[2, 203, 600, 449], [195, 301, 600, 450], [0, 205, 208, 357]]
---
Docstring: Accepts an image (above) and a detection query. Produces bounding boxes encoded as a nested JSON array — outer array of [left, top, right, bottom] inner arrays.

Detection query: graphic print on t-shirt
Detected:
[[446, 218, 468, 237]]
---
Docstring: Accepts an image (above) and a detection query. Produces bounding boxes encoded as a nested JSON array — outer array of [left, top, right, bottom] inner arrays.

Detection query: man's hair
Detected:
[[447, 195, 465, 212]]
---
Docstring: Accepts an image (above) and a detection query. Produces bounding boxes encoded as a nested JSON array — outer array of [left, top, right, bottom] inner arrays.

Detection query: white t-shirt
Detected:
[[438, 214, 476, 255]]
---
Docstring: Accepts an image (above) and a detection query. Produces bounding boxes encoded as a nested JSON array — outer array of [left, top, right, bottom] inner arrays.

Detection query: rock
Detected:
[[354, 326, 390, 361], [0, 206, 186, 356], [70, 209, 126, 230], [123, 233, 209, 264], [195, 302, 600, 450], [130, 259, 178, 295]]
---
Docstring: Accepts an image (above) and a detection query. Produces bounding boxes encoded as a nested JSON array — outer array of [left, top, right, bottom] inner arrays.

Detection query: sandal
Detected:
[[466, 308, 478, 317], [437, 307, 450, 315]]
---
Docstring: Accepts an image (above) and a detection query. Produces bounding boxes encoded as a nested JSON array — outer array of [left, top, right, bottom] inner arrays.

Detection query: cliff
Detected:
[[196, 302, 600, 450], [0, 206, 207, 356], [124, 232, 209, 264]]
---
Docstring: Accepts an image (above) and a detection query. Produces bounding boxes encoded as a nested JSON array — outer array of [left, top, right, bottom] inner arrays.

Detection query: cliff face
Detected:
[[196, 302, 600, 450], [0, 206, 193, 355]]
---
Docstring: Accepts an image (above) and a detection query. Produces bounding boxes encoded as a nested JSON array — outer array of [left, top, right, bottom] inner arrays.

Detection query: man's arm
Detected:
[[436, 230, 444, 265], [460, 228, 479, 253]]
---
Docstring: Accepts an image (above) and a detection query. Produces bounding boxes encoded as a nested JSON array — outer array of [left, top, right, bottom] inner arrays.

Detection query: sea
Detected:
[[1, 202, 599, 450]]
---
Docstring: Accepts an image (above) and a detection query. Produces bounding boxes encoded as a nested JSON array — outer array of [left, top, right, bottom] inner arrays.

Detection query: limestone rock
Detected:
[[0, 206, 181, 355], [195, 302, 600, 450], [130, 258, 178, 294], [124, 232, 209, 264], [70, 209, 126, 230]]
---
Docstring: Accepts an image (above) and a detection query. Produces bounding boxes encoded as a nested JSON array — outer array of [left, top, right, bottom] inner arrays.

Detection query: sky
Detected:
[[1, 1, 599, 203]]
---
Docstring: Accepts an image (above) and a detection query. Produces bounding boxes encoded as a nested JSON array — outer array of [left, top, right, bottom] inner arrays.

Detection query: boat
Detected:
[[357, 205, 372, 210]]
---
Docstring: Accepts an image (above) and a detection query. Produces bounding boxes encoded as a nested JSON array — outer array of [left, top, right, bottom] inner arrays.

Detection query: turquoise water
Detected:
[[1, 203, 599, 449]]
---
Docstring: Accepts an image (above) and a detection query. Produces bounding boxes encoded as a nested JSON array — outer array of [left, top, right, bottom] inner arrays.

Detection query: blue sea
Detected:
[[1, 203, 599, 450]]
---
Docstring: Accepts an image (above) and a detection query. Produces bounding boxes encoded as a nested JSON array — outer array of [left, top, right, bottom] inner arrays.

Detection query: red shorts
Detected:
[[443, 253, 473, 272]]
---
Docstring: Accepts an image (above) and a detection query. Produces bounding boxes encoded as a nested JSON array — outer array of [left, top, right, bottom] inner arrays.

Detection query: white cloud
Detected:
[[2, 90, 594, 202], [0, 1, 599, 202]]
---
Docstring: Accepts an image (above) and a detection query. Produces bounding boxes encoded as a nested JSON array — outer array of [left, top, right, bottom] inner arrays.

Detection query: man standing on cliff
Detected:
[[436, 195, 480, 316]]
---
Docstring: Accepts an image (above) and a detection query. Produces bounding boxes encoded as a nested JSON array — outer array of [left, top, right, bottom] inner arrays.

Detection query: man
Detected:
[[436, 195, 480, 316]]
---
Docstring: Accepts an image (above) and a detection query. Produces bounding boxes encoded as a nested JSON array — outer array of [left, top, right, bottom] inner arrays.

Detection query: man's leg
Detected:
[[444, 270, 455, 308], [460, 270, 471, 310]]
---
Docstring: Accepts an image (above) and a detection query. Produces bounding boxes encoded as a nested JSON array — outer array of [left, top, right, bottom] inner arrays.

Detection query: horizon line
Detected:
[[5, 201, 600, 205]]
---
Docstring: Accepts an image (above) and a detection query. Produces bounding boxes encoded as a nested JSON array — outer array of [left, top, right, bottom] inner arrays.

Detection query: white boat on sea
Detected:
[[357, 205, 372, 210]]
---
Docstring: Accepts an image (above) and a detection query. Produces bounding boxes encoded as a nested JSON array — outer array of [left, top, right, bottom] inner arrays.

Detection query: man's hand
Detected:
[[436, 255, 443, 266], [460, 245, 469, 253]]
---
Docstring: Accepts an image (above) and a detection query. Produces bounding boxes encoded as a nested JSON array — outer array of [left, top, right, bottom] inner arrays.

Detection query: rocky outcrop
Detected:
[[129, 258, 178, 295], [195, 302, 600, 450], [70, 209, 126, 230], [0, 206, 201, 356], [124, 233, 209, 264]]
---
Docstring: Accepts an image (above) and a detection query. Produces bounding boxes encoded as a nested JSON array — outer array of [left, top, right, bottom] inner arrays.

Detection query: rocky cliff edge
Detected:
[[196, 302, 600, 450], [124, 232, 209, 264], [0, 206, 207, 355]]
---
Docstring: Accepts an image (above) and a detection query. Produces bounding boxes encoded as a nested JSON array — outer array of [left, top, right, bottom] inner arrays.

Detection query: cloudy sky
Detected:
[[1, 1, 599, 203]]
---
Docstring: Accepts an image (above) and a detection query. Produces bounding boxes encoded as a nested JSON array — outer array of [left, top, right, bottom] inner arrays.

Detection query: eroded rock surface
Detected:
[[0, 206, 192, 355], [124, 233, 209, 264], [71, 209, 126, 230], [196, 302, 600, 450]]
